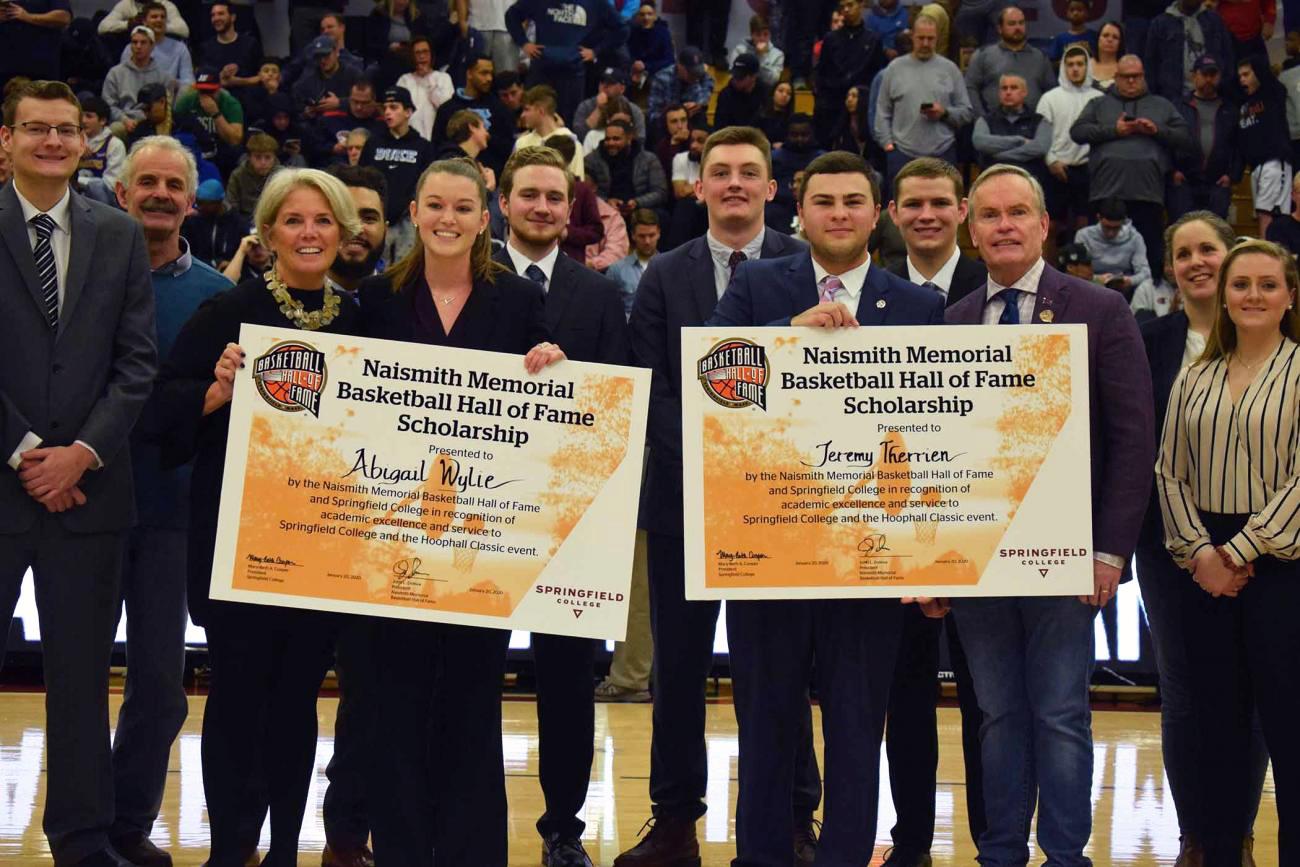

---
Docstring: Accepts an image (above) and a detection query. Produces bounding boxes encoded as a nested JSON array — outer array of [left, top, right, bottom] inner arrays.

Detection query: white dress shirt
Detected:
[[981, 256, 1044, 325], [707, 228, 766, 299], [505, 241, 561, 293], [811, 256, 872, 308], [906, 246, 962, 299]]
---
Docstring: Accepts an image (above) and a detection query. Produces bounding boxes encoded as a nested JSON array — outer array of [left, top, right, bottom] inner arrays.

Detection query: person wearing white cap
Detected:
[[102, 25, 174, 130]]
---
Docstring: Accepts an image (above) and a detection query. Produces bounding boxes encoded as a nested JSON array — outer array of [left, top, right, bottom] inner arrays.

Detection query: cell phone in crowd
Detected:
[[1121, 113, 1134, 122], [920, 102, 935, 111]]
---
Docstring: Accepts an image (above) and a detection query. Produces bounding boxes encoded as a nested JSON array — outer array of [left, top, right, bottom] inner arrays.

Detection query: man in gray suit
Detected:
[[0, 80, 157, 867]]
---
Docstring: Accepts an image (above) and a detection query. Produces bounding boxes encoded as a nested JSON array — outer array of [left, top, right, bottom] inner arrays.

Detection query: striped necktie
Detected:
[[30, 214, 58, 328]]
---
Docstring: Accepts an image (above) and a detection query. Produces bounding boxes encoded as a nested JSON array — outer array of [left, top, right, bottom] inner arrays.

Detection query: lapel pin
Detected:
[[876, 299, 886, 309], [1039, 309, 1054, 323]]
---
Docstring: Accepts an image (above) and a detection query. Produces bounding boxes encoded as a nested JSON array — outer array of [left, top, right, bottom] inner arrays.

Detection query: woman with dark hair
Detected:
[[1157, 238, 1300, 867], [760, 80, 794, 146], [1092, 20, 1124, 89], [358, 157, 564, 867], [365, 0, 441, 89], [1139, 212, 1271, 865], [828, 85, 871, 155]]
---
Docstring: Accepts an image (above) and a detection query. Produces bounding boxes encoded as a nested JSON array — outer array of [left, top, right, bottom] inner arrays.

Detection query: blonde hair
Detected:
[[254, 168, 362, 247], [967, 163, 1047, 220], [1199, 239, 1300, 363], [384, 157, 503, 291]]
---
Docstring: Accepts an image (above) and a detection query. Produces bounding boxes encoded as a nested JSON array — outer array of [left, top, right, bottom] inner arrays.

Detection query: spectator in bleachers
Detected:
[[282, 12, 364, 93], [1056, 241, 1092, 281], [77, 95, 125, 205], [224, 132, 281, 219], [1075, 198, 1156, 307], [1092, 21, 1124, 90], [174, 69, 245, 173], [293, 35, 363, 118], [366, 0, 440, 91], [874, 14, 973, 195], [361, 85, 436, 261], [437, 108, 490, 160], [828, 85, 871, 155], [305, 78, 384, 167], [1237, 54, 1293, 238], [768, 113, 824, 232], [432, 55, 516, 174], [584, 117, 668, 224], [97, 0, 187, 40], [654, 103, 690, 178], [396, 34, 454, 141], [972, 74, 1051, 185], [579, 94, 634, 156], [1170, 54, 1238, 220], [198, 2, 262, 103], [220, 228, 271, 283], [585, 193, 630, 269], [103, 27, 173, 129], [1144, 0, 1232, 104], [814, 0, 885, 148], [544, 133, 606, 263], [964, 6, 1054, 118], [628, 2, 676, 79], [291, 2, 347, 55], [119, 2, 193, 91], [326, 164, 390, 293], [507, 0, 629, 125], [666, 119, 708, 247], [256, 92, 304, 163], [345, 128, 370, 165], [1218, 0, 1275, 64], [1070, 54, 1191, 279], [515, 85, 585, 179], [1049, 0, 1099, 62], [467, 0, 520, 76], [124, 81, 172, 145], [1285, 29, 1300, 70], [607, 208, 659, 316], [953, 0, 1001, 48], [1039, 43, 1101, 233], [242, 59, 282, 129], [760, 81, 795, 147], [729, 15, 786, 88], [647, 46, 714, 135], [183, 178, 245, 270], [792, 0, 839, 89], [574, 68, 646, 144], [685, 0, 729, 69], [0, 0, 71, 88], [713, 54, 768, 132], [494, 70, 525, 123], [866, 0, 909, 61], [1266, 171, 1300, 255]]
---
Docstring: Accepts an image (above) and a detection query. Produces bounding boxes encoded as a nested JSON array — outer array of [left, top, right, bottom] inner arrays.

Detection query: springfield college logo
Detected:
[[698, 338, 769, 411], [253, 341, 327, 417]]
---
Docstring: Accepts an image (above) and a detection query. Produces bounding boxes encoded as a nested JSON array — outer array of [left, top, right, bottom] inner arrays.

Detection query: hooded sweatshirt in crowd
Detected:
[[505, 0, 629, 76], [1037, 44, 1103, 168], [1237, 55, 1292, 170], [102, 57, 171, 123], [1075, 219, 1155, 304], [1070, 82, 1192, 205]]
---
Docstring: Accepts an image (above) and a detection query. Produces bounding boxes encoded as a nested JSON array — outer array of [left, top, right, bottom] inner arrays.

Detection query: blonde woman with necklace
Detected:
[[1156, 238, 1300, 867], [158, 168, 362, 867], [357, 157, 563, 867]]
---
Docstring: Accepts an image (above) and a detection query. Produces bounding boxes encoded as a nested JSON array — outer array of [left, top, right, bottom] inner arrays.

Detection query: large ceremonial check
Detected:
[[682, 325, 1093, 600], [210, 324, 650, 639]]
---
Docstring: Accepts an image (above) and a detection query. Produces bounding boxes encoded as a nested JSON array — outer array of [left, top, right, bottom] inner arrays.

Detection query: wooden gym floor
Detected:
[[0, 691, 1279, 866]]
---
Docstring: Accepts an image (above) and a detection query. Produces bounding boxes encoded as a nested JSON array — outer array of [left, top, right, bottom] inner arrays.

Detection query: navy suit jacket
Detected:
[[946, 263, 1155, 562], [491, 247, 629, 366], [888, 254, 988, 308], [1137, 310, 1189, 553], [629, 229, 806, 536]]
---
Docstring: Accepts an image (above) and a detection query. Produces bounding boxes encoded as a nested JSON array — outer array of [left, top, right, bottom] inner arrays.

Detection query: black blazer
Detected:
[[888, 253, 988, 308], [357, 268, 551, 353], [1137, 310, 1190, 553], [491, 247, 629, 366], [629, 229, 806, 536]]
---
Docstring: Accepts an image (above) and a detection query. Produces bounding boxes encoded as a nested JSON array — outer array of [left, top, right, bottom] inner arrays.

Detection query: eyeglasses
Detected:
[[11, 122, 83, 141]]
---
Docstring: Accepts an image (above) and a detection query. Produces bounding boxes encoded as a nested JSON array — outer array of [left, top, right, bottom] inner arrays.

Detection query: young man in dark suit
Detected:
[[0, 79, 157, 867], [708, 150, 944, 867], [492, 144, 629, 867], [882, 155, 988, 867], [623, 126, 822, 867], [919, 164, 1155, 867]]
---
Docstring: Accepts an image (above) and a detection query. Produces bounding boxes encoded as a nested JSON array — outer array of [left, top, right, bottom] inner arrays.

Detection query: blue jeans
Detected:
[[953, 596, 1097, 867]]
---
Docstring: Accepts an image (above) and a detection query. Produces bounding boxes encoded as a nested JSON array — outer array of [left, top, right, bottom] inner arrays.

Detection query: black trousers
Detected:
[[323, 616, 378, 852], [202, 605, 337, 867], [1186, 512, 1299, 867], [369, 620, 511, 867], [646, 531, 821, 820], [886, 606, 986, 856], [685, 0, 730, 60], [728, 598, 902, 867], [533, 633, 597, 839]]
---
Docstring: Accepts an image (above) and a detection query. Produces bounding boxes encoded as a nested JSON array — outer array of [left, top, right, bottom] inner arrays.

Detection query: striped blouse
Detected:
[[1157, 339, 1300, 566]]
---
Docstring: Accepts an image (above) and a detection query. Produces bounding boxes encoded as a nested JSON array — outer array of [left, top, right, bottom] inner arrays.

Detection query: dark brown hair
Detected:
[[445, 108, 483, 144], [798, 150, 880, 207], [3, 80, 81, 128], [700, 125, 773, 179], [891, 156, 965, 203]]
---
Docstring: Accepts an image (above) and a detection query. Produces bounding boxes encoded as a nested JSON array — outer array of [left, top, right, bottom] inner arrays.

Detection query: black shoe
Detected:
[[73, 850, 137, 867], [612, 814, 701, 867], [881, 847, 933, 867], [542, 833, 595, 867], [793, 817, 819, 866], [110, 834, 172, 867]]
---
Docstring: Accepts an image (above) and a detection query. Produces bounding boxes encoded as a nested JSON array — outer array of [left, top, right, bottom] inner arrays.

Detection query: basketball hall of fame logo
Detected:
[[697, 338, 769, 411], [252, 341, 327, 417]]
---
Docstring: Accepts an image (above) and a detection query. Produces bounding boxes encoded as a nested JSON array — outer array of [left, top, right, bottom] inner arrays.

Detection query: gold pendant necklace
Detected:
[[265, 268, 342, 331]]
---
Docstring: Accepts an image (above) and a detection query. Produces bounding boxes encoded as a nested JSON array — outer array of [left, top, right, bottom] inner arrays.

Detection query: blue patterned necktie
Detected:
[[525, 263, 547, 292], [31, 214, 58, 328], [998, 288, 1021, 325]]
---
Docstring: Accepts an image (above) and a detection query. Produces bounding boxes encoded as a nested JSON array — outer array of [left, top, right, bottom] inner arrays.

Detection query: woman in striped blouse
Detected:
[[1156, 238, 1300, 867]]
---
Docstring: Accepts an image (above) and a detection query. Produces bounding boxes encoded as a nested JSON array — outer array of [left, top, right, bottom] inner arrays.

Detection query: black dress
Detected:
[[357, 268, 550, 867], [159, 278, 361, 867]]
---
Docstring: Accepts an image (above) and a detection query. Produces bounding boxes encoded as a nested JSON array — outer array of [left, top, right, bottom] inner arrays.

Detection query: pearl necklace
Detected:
[[265, 267, 342, 331]]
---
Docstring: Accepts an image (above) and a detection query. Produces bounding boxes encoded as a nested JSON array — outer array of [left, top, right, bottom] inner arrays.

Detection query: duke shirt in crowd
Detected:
[[360, 128, 437, 225]]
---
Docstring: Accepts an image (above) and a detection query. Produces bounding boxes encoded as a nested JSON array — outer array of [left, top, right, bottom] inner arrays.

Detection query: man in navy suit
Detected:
[[883, 156, 988, 867], [918, 164, 1155, 867], [709, 150, 945, 867], [623, 126, 822, 867], [492, 145, 628, 867]]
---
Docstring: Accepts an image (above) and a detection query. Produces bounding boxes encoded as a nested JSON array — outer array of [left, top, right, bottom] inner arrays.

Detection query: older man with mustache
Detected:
[[112, 136, 232, 867]]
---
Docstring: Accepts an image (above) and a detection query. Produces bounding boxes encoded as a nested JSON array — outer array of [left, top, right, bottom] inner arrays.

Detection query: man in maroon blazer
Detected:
[[917, 164, 1155, 867]]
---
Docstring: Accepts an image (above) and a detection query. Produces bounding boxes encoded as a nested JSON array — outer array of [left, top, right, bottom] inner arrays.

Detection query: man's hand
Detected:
[[607, 198, 623, 211], [670, 124, 690, 145], [1079, 560, 1122, 606], [198, 93, 220, 117], [684, 101, 702, 116], [0, 4, 22, 21], [920, 102, 946, 121], [579, 46, 595, 62], [1172, 170, 1186, 185], [596, 90, 609, 107], [316, 92, 341, 113], [40, 486, 87, 514], [19, 445, 97, 500], [1134, 117, 1158, 136], [523, 42, 543, 59], [219, 63, 239, 86], [1216, 174, 1231, 188], [123, 117, 140, 133], [1115, 116, 1140, 137], [791, 301, 859, 328], [480, 165, 497, 191], [903, 596, 952, 618], [1049, 161, 1069, 183], [1264, 20, 1275, 39]]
